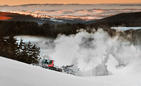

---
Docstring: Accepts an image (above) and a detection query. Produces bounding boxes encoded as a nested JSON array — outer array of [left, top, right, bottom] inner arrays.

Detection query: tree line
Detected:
[[0, 21, 88, 38]]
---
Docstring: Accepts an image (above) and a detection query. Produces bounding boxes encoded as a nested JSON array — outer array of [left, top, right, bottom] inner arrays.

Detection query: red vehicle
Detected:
[[48, 60, 54, 67], [41, 59, 54, 68], [41, 58, 62, 72]]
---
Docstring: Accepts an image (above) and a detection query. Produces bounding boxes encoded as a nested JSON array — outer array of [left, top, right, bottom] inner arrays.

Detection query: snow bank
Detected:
[[0, 56, 141, 86]]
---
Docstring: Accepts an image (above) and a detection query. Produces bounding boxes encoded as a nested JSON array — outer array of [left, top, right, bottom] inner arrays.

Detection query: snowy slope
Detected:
[[111, 27, 141, 31], [12, 29, 141, 86], [0, 56, 141, 86]]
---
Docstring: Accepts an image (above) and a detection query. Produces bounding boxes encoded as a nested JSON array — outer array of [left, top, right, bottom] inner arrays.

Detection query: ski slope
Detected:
[[0, 56, 141, 86]]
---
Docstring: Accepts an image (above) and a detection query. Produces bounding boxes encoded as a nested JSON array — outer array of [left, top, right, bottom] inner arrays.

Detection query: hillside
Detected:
[[0, 12, 38, 21], [0, 11, 141, 38], [88, 12, 141, 27], [1, 11, 141, 27], [0, 56, 141, 86]]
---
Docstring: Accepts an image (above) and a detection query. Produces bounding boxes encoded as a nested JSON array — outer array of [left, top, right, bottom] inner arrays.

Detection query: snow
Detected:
[[50, 18, 64, 22], [15, 36, 48, 43], [0, 56, 141, 86], [111, 27, 141, 31], [15, 29, 141, 76], [15, 36, 55, 59], [3, 28, 141, 85]]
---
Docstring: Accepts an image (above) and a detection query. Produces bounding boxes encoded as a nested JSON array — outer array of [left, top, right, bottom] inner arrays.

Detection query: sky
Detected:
[[0, 0, 141, 5]]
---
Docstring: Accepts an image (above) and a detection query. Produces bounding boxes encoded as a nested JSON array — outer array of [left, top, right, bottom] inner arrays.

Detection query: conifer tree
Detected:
[[0, 36, 40, 64]]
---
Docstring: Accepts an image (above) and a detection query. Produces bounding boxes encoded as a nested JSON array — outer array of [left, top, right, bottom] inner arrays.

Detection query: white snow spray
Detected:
[[49, 29, 141, 76], [15, 29, 141, 76]]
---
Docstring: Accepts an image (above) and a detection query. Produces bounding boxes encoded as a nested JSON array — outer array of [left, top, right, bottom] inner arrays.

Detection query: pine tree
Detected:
[[0, 36, 40, 64], [6, 35, 18, 58], [16, 40, 40, 64]]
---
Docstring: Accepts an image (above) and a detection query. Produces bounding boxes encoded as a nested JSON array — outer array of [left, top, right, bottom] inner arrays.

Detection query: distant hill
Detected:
[[0, 11, 86, 24], [0, 12, 39, 22], [87, 12, 141, 27], [1, 11, 141, 27], [0, 11, 141, 38]]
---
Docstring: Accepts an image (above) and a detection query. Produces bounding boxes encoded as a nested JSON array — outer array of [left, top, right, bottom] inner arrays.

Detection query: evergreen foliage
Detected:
[[0, 36, 40, 64]]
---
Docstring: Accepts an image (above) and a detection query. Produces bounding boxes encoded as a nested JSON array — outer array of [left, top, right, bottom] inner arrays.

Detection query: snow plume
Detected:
[[49, 29, 141, 76]]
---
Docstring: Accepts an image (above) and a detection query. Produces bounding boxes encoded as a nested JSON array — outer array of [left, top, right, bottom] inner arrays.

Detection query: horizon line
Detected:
[[1, 3, 141, 6]]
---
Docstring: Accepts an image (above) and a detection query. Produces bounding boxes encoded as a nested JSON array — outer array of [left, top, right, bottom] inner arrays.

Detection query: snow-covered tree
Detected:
[[0, 36, 40, 64]]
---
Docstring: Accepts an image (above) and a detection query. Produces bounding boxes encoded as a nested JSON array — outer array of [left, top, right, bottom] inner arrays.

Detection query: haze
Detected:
[[0, 0, 141, 5]]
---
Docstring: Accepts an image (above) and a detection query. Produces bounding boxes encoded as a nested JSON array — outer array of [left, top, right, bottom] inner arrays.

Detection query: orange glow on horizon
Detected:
[[0, 0, 141, 5], [0, 12, 12, 20], [0, 16, 12, 20]]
